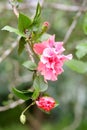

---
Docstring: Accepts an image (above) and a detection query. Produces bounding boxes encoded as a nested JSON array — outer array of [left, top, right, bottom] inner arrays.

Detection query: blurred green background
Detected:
[[0, 0, 87, 130]]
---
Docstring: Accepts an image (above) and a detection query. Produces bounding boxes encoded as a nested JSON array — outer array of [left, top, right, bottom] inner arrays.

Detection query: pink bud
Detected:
[[43, 21, 49, 27], [36, 96, 56, 112]]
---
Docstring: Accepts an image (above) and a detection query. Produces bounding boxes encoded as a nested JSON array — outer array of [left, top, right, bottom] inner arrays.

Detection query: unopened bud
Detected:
[[41, 21, 50, 33], [43, 21, 49, 27], [36, 96, 57, 112], [20, 114, 26, 124]]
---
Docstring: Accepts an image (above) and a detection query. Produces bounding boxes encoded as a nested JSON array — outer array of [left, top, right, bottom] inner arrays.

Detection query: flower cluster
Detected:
[[33, 35, 72, 81], [36, 96, 56, 112]]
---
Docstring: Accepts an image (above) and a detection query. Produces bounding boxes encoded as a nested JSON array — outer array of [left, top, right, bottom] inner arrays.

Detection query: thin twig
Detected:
[[25, 43, 35, 63], [63, 11, 81, 44], [63, 0, 86, 44], [45, 2, 87, 12], [0, 2, 87, 12], [9, 0, 19, 18], [0, 37, 20, 63], [0, 99, 24, 112]]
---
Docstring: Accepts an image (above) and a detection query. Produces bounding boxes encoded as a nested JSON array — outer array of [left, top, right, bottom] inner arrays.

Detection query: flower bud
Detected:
[[20, 114, 26, 124], [42, 21, 50, 33], [36, 96, 56, 112], [43, 21, 49, 27]]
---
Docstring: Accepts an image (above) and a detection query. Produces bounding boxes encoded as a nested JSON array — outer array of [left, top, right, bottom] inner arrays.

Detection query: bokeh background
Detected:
[[0, 0, 87, 130]]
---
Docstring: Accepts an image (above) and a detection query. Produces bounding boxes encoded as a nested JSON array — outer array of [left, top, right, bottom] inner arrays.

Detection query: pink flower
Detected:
[[36, 96, 56, 112], [33, 35, 64, 55], [33, 35, 72, 81]]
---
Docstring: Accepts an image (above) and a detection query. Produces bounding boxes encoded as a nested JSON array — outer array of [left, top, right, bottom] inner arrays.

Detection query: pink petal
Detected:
[[59, 54, 72, 62], [43, 48, 55, 57], [54, 42, 65, 54], [48, 35, 55, 47], [33, 42, 47, 55]]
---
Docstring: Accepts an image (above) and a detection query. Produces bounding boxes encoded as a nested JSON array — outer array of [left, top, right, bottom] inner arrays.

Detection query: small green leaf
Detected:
[[2, 26, 25, 37], [17, 0, 23, 2], [18, 13, 32, 33], [83, 13, 87, 35], [12, 87, 33, 100], [23, 61, 37, 71], [32, 89, 39, 100], [33, 75, 48, 92], [32, 3, 41, 28], [18, 37, 26, 55], [76, 42, 87, 59], [33, 3, 41, 22], [65, 59, 87, 73]]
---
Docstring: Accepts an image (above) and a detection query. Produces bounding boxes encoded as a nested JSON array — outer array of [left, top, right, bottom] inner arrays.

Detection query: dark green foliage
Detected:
[[22, 60, 37, 71], [12, 87, 33, 100], [33, 75, 48, 92], [65, 59, 87, 73], [18, 13, 32, 33], [18, 37, 26, 55]]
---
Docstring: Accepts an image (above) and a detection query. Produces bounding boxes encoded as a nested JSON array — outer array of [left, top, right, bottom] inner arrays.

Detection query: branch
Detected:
[[63, 11, 81, 44], [0, 2, 87, 13], [9, 0, 19, 18], [25, 43, 35, 63], [0, 37, 20, 63], [63, 0, 86, 43], [62, 85, 86, 130], [0, 99, 24, 112], [45, 2, 87, 12]]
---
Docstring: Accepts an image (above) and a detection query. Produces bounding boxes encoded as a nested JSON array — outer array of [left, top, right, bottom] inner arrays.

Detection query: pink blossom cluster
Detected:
[[36, 96, 56, 112], [33, 35, 72, 81]]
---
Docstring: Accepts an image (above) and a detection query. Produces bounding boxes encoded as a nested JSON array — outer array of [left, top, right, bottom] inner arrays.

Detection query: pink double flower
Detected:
[[33, 35, 72, 81]]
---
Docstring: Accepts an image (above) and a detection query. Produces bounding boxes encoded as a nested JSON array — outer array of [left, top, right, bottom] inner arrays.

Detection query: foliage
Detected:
[[0, 0, 87, 129]]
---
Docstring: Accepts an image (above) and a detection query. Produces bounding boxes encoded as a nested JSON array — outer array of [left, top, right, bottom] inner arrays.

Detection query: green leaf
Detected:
[[33, 75, 48, 92], [18, 13, 32, 33], [17, 0, 23, 2], [22, 61, 37, 71], [18, 37, 26, 55], [32, 89, 39, 100], [12, 87, 33, 100], [65, 59, 87, 73], [33, 3, 41, 22], [32, 3, 41, 28], [76, 42, 87, 59], [83, 13, 87, 35], [2, 26, 25, 37]]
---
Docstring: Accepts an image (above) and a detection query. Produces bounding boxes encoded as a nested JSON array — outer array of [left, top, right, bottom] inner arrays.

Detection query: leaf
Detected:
[[32, 89, 39, 100], [76, 42, 87, 59], [33, 75, 48, 92], [2, 26, 25, 37], [12, 87, 33, 100], [22, 61, 37, 71], [83, 13, 87, 35], [17, 0, 23, 2], [18, 13, 32, 33], [65, 59, 87, 74], [33, 3, 41, 22], [32, 3, 41, 28], [18, 37, 26, 55]]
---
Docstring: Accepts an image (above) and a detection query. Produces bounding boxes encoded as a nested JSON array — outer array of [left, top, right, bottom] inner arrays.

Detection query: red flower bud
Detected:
[[36, 96, 56, 112]]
